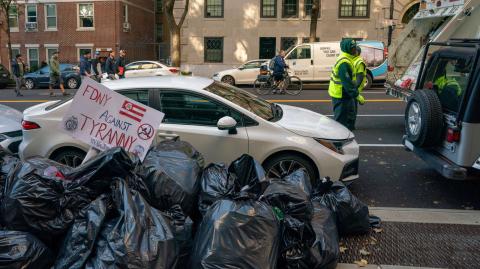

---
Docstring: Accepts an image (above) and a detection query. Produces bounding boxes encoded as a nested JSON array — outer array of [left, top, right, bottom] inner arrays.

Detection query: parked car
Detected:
[[212, 59, 268, 85], [0, 64, 10, 89], [0, 104, 22, 154], [24, 64, 81, 90], [124, 61, 179, 78], [260, 41, 387, 89], [20, 76, 359, 182]]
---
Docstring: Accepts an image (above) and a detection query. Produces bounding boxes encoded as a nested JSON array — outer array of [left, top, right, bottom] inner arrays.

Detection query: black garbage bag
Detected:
[[261, 180, 314, 269], [229, 154, 268, 196], [85, 179, 178, 269], [190, 198, 280, 269], [283, 168, 312, 197], [54, 194, 111, 269], [307, 202, 340, 269], [198, 163, 235, 216], [0, 231, 54, 269], [0, 148, 19, 197], [135, 140, 204, 219], [65, 147, 135, 197], [0, 157, 86, 248], [316, 181, 370, 235], [261, 179, 313, 222], [165, 205, 194, 269]]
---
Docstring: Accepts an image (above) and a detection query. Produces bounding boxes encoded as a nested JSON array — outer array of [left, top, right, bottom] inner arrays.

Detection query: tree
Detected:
[[309, 0, 320, 42], [163, 0, 190, 67], [0, 0, 18, 69]]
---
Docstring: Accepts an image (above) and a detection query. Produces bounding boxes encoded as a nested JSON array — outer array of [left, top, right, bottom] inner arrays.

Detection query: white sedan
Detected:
[[124, 61, 179, 78], [19, 76, 359, 182], [212, 59, 268, 85]]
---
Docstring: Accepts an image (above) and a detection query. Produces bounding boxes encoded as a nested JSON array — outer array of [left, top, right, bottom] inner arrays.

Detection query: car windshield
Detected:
[[205, 82, 275, 121]]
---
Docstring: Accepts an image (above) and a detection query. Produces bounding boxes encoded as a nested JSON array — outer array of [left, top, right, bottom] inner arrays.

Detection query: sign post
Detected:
[[60, 78, 164, 162]]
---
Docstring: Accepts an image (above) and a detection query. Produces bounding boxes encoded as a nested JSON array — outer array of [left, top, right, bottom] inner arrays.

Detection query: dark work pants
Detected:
[[332, 97, 356, 131]]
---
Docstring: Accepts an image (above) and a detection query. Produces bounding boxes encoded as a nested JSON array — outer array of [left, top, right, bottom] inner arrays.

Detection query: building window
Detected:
[[339, 0, 370, 18], [8, 5, 18, 30], [302, 37, 320, 43], [78, 48, 93, 60], [259, 37, 276, 59], [205, 0, 224, 18], [45, 4, 57, 30], [204, 37, 223, 63], [261, 0, 276, 18], [46, 47, 58, 62], [281, 37, 297, 51], [26, 5, 37, 23], [157, 0, 163, 13], [28, 48, 39, 72], [11, 48, 20, 58], [282, 0, 298, 18], [305, 0, 320, 17], [78, 3, 94, 28], [123, 5, 128, 22]]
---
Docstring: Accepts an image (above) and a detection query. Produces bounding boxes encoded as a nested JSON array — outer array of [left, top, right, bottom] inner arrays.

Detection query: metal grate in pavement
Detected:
[[339, 222, 480, 269]]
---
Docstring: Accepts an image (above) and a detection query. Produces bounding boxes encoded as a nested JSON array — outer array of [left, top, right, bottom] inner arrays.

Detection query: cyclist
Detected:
[[272, 50, 288, 94]]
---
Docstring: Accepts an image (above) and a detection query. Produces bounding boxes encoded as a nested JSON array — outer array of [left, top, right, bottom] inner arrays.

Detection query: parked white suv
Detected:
[[20, 76, 359, 182]]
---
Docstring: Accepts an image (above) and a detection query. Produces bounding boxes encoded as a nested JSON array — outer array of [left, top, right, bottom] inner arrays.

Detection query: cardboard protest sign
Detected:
[[60, 78, 164, 161]]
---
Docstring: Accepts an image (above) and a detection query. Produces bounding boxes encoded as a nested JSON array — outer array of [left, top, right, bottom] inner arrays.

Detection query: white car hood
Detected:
[[0, 105, 22, 133], [275, 104, 353, 140]]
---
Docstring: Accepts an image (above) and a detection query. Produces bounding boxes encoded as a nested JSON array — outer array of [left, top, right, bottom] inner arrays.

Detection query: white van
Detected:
[[274, 41, 388, 88]]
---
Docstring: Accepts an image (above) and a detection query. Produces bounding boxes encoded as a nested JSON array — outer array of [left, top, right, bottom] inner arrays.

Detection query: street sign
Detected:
[[60, 78, 164, 161]]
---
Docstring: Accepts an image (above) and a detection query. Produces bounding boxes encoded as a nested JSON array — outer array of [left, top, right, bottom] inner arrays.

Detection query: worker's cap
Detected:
[[340, 38, 357, 53]]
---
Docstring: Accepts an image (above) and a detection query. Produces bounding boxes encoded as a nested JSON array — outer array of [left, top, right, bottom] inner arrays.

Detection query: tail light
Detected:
[[169, 68, 179, 74], [446, 128, 460, 143], [22, 120, 41, 130], [388, 65, 394, 72]]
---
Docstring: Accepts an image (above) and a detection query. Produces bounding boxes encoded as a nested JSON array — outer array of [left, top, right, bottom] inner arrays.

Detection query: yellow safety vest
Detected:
[[328, 53, 355, 98], [353, 56, 367, 93]]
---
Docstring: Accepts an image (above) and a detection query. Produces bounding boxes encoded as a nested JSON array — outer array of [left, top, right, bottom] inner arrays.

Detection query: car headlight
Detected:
[[314, 138, 353, 155]]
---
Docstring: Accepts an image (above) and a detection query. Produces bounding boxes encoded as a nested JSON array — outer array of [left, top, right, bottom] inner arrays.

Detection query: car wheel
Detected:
[[263, 153, 318, 184], [364, 73, 373, 90], [24, 78, 35, 90], [221, 75, 235, 85], [66, 78, 79, 89], [405, 89, 443, 147], [51, 148, 86, 168]]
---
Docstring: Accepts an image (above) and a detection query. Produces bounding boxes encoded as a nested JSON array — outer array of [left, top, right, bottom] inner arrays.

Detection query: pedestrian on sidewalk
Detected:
[[80, 51, 93, 81], [11, 54, 26, 96], [105, 50, 117, 80], [49, 51, 69, 97], [328, 38, 359, 131], [116, 49, 127, 79]]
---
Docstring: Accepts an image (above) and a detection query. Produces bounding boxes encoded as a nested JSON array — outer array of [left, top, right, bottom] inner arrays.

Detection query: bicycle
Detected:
[[254, 70, 303, 96]]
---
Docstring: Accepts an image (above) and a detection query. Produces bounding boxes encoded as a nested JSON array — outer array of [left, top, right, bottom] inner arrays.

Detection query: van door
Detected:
[[285, 45, 314, 81], [314, 43, 341, 81]]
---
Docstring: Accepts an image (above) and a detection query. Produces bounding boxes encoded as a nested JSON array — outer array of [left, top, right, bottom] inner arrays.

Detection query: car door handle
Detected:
[[158, 132, 179, 139]]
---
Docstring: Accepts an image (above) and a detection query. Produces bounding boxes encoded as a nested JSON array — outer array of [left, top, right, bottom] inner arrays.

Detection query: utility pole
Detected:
[[387, 0, 394, 46]]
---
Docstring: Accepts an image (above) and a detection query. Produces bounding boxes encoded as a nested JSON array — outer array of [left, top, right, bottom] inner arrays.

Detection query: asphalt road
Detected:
[[1, 85, 479, 210]]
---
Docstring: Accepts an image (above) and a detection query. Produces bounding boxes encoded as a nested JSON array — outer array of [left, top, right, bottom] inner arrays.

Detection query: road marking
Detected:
[[326, 114, 403, 117], [337, 264, 445, 269], [370, 207, 480, 225], [359, 144, 404, 147], [268, 99, 402, 103], [0, 100, 49, 103]]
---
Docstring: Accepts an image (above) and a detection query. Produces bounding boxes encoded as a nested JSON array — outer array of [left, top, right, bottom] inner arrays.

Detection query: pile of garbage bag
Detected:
[[0, 141, 378, 269]]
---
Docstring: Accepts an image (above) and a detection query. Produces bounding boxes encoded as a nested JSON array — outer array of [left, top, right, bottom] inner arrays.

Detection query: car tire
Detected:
[[263, 153, 318, 185], [365, 73, 373, 90], [405, 89, 443, 147], [51, 148, 86, 168], [24, 78, 35, 90], [221, 75, 235, 85], [66, 78, 79, 89]]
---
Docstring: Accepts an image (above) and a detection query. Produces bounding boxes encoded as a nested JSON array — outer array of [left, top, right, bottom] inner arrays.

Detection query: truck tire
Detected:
[[365, 73, 373, 90], [405, 90, 443, 147]]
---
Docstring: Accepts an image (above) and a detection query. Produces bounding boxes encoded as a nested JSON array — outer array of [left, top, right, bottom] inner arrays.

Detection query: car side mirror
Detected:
[[38, 70, 43, 74], [217, 116, 237, 134], [238, 66, 245, 70]]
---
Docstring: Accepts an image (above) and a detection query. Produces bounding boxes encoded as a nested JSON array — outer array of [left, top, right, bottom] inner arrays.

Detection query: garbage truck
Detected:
[[386, 0, 480, 180]]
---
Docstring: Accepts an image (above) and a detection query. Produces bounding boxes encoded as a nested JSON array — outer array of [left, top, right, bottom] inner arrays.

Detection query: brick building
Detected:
[[0, 0, 156, 71]]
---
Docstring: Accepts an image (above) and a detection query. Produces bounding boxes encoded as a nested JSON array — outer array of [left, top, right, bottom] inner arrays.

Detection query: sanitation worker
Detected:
[[328, 38, 359, 131]]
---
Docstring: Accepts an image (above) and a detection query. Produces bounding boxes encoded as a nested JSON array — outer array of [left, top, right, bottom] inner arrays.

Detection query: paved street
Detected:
[[3, 85, 478, 211]]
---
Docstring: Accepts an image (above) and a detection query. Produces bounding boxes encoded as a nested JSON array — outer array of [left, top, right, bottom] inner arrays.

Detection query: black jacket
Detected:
[[105, 56, 116, 75]]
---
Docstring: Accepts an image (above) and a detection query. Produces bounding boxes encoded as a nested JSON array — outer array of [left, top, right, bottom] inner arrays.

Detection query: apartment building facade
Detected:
[[179, 0, 421, 76], [0, 0, 155, 71]]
